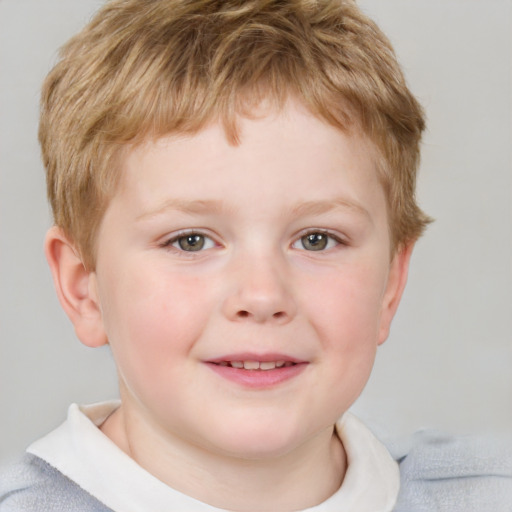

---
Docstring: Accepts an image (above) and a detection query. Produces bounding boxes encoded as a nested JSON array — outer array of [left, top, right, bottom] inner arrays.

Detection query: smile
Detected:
[[215, 361, 295, 370], [206, 355, 307, 389]]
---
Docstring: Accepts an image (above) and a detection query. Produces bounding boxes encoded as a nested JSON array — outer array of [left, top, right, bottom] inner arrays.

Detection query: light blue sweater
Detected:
[[391, 430, 512, 512], [1, 431, 511, 511]]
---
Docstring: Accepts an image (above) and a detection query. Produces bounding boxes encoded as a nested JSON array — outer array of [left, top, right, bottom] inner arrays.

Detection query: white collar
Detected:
[[28, 401, 399, 512]]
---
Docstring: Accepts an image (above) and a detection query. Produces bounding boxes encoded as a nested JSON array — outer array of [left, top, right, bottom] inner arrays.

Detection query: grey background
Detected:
[[1, 0, 511, 463]]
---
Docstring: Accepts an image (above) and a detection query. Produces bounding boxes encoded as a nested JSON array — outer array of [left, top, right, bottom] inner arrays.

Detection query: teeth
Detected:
[[220, 360, 294, 370]]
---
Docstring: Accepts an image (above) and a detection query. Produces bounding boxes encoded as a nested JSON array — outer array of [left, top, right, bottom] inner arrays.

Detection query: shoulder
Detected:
[[0, 454, 112, 512], [390, 430, 512, 512]]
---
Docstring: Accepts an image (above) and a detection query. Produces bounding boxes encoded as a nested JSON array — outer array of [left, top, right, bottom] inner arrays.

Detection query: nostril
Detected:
[[232, 309, 291, 323]]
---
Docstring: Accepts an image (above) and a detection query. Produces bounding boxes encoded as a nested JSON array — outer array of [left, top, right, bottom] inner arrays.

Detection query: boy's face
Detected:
[[85, 101, 409, 459]]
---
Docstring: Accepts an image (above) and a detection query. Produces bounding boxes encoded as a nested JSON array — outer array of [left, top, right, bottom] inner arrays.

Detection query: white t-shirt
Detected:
[[27, 402, 399, 511]]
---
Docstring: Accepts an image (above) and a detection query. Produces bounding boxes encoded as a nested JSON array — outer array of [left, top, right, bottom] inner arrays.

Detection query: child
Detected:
[[0, 0, 436, 510]]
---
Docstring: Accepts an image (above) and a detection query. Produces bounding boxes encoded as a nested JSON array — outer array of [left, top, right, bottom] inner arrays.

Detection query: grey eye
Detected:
[[177, 234, 206, 251], [166, 232, 216, 253], [301, 233, 329, 251]]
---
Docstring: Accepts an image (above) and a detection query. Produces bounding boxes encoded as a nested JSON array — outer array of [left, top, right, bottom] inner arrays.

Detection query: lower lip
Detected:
[[205, 363, 308, 389]]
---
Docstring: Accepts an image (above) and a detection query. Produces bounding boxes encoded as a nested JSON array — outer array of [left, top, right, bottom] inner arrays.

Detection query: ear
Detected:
[[44, 226, 108, 348], [377, 242, 414, 345]]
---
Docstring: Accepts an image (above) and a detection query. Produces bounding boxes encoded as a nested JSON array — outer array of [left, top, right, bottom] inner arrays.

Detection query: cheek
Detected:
[[305, 264, 387, 348], [303, 267, 385, 413], [99, 267, 214, 382]]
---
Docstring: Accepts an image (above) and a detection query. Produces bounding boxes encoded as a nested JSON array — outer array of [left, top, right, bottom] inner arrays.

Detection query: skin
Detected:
[[46, 100, 412, 511]]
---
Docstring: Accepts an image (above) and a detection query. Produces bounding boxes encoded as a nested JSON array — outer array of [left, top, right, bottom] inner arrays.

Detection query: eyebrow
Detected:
[[290, 198, 371, 220], [136, 197, 371, 222], [136, 199, 228, 221]]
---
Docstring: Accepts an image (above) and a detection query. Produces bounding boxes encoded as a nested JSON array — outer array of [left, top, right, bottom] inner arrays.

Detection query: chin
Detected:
[[206, 416, 311, 461]]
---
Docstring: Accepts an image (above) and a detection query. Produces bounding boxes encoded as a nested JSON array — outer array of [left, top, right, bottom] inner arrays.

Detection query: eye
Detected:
[[292, 231, 341, 251], [166, 232, 216, 252]]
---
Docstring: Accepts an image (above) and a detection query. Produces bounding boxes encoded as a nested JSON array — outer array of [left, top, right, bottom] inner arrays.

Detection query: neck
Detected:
[[101, 406, 346, 511]]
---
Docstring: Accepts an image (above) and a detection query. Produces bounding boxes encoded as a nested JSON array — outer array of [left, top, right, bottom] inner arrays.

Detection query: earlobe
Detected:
[[44, 226, 108, 348], [377, 243, 414, 345]]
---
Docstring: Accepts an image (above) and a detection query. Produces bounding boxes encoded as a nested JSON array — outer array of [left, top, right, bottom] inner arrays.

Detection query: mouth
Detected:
[[212, 360, 296, 371], [205, 355, 307, 388]]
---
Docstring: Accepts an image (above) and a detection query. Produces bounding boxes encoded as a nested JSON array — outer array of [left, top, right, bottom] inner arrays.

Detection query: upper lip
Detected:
[[206, 353, 307, 364]]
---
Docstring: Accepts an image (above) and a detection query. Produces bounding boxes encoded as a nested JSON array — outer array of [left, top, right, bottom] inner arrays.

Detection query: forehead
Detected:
[[112, 101, 386, 220]]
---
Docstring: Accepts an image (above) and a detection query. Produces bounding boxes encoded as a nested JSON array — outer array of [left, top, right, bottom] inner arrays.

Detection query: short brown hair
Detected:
[[40, 0, 431, 269]]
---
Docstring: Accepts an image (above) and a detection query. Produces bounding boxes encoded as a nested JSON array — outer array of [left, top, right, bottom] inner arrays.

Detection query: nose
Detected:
[[222, 253, 297, 325]]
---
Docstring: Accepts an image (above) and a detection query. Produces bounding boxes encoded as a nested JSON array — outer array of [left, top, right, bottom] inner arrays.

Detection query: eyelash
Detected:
[[291, 230, 346, 252], [160, 230, 217, 254], [160, 229, 346, 254]]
